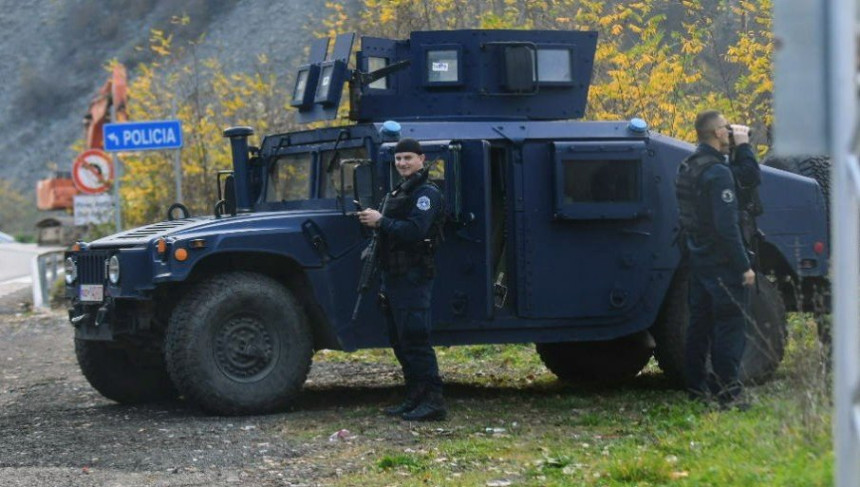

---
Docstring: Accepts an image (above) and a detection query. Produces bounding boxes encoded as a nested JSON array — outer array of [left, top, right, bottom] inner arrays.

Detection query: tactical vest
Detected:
[[382, 180, 444, 278], [675, 152, 721, 242]]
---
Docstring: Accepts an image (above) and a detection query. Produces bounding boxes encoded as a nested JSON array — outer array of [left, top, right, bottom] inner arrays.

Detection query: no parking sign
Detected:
[[72, 149, 114, 194]]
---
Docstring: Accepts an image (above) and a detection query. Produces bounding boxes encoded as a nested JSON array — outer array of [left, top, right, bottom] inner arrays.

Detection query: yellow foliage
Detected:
[[102, 25, 298, 228]]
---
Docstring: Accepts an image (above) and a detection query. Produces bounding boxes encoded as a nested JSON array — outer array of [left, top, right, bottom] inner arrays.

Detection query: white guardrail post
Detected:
[[776, 1, 860, 483], [829, 1, 860, 485], [31, 249, 65, 309]]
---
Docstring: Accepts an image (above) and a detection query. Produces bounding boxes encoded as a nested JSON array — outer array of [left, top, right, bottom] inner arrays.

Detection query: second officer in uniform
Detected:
[[357, 138, 446, 421], [675, 110, 757, 410]]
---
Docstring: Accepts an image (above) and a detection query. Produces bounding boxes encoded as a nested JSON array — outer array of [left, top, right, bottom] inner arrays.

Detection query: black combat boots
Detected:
[[384, 384, 424, 416], [401, 391, 447, 421]]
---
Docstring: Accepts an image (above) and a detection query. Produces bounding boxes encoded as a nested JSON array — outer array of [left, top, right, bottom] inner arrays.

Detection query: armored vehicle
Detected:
[[65, 30, 829, 415]]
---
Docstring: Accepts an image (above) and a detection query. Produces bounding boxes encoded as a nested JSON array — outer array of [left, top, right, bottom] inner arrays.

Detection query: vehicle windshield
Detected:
[[266, 153, 313, 202]]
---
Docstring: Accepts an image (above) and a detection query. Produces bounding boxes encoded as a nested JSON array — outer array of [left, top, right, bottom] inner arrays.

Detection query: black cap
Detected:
[[394, 138, 422, 155]]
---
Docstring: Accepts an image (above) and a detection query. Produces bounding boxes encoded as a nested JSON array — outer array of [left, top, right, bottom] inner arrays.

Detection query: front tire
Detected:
[[75, 339, 176, 404], [536, 331, 654, 384], [164, 272, 313, 415], [652, 267, 787, 386]]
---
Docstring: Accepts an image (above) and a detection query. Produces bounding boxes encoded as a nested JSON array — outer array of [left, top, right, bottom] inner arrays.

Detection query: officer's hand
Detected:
[[742, 268, 756, 287], [358, 209, 382, 228], [730, 124, 751, 145]]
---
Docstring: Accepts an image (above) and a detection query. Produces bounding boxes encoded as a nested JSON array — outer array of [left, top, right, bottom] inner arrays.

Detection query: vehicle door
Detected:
[[514, 140, 657, 321], [379, 140, 494, 327]]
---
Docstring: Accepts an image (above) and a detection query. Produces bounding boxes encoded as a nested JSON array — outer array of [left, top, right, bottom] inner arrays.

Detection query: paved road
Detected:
[[0, 243, 38, 282]]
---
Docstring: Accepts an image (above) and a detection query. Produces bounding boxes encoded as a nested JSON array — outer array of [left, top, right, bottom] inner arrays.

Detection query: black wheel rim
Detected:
[[213, 314, 279, 382]]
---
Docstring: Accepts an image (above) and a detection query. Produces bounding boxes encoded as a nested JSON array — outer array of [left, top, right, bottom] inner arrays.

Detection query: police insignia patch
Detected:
[[721, 189, 735, 203], [416, 195, 431, 211]]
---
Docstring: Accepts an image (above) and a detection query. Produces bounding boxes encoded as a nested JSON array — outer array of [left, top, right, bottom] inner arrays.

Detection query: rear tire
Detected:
[[652, 267, 787, 386], [536, 331, 654, 384], [75, 339, 176, 404], [164, 271, 313, 415]]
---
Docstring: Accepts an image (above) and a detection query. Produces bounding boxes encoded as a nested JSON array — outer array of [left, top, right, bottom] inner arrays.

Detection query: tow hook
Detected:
[[69, 313, 90, 328], [94, 298, 113, 327]]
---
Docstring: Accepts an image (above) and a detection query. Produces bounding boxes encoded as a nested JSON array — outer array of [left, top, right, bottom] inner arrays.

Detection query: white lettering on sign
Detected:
[[432, 62, 449, 72], [122, 127, 179, 147], [74, 194, 114, 225]]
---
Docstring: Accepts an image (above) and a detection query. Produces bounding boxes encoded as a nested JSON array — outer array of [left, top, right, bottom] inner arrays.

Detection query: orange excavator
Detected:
[[36, 63, 128, 210]]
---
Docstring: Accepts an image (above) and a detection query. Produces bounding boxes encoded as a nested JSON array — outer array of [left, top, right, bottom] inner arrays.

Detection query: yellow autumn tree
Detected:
[[114, 20, 297, 227], [323, 0, 772, 150]]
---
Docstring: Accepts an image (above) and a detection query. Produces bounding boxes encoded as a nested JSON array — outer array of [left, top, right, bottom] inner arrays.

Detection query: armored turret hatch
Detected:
[[290, 30, 597, 123]]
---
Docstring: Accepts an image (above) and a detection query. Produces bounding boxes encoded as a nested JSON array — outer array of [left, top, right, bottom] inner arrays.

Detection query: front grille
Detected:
[[78, 251, 109, 284]]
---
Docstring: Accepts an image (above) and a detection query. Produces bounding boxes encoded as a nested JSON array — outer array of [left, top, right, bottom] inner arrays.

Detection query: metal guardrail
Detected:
[[30, 249, 65, 309]]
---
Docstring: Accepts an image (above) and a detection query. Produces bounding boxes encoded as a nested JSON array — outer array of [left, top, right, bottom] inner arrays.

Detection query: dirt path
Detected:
[[0, 288, 413, 487]]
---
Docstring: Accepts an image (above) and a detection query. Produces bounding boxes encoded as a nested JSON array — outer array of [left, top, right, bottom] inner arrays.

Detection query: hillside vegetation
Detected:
[[0, 0, 322, 235]]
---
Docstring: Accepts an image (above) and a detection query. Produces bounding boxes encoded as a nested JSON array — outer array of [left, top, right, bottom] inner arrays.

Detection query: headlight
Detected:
[[64, 257, 77, 284], [108, 255, 121, 284]]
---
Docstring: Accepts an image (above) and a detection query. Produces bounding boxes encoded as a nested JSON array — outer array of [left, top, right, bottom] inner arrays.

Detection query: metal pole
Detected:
[[113, 153, 122, 232], [173, 150, 183, 204], [172, 98, 183, 203], [829, 0, 860, 485]]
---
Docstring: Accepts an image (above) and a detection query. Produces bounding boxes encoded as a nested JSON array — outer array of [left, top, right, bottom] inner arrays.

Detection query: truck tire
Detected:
[[75, 339, 176, 404], [164, 271, 312, 415], [651, 267, 787, 386], [536, 331, 654, 384]]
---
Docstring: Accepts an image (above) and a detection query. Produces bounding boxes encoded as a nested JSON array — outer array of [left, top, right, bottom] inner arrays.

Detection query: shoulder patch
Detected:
[[721, 189, 735, 203], [416, 195, 431, 211]]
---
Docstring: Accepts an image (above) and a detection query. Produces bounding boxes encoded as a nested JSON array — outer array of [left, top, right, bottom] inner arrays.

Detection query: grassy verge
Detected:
[[301, 313, 832, 486]]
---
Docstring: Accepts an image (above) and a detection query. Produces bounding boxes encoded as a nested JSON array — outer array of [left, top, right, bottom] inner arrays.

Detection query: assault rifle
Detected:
[[351, 168, 428, 321]]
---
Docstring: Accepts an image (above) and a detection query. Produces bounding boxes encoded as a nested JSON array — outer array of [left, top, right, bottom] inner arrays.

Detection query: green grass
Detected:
[[296, 313, 832, 486]]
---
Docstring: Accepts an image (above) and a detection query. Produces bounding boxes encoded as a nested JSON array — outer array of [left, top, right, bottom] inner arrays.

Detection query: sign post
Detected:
[[103, 119, 184, 232]]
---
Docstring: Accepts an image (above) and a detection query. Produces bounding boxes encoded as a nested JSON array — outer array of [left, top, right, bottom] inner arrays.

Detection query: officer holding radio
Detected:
[[675, 110, 760, 410], [357, 138, 446, 421]]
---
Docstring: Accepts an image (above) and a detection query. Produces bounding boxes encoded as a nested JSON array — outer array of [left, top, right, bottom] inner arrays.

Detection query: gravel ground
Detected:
[[0, 287, 410, 487]]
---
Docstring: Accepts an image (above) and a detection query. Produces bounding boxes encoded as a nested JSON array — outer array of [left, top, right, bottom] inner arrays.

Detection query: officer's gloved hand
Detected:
[[742, 268, 756, 287]]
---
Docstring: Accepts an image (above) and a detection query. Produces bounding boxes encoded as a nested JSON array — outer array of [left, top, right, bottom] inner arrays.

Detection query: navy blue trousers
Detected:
[[685, 265, 750, 402], [382, 268, 442, 394]]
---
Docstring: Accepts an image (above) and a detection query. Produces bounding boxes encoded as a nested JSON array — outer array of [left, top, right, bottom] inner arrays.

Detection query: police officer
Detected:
[[675, 110, 758, 410], [357, 138, 446, 421]]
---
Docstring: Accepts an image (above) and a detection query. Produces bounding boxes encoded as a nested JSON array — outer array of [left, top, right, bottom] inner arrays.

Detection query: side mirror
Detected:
[[214, 170, 237, 219], [352, 160, 376, 211]]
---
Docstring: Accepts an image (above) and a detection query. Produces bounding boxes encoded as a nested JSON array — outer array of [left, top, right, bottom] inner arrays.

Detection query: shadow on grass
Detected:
[[296, 370, 682, 412]]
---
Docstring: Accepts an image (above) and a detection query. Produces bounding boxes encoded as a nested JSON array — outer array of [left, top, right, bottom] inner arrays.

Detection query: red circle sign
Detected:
[[72, 149, 114, 194]]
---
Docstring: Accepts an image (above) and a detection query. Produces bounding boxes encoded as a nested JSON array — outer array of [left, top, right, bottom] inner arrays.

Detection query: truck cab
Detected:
[[65, 30, 829, 415]]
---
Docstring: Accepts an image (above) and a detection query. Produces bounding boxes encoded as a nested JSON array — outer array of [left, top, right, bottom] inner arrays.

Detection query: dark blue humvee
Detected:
[[65, 30, 829, 415]]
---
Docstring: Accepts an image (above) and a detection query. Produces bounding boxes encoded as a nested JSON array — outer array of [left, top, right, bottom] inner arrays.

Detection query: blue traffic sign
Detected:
[[103, 120, 183, 152]]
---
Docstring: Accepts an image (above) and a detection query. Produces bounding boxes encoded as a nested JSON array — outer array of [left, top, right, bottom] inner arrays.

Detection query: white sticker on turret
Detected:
[[432, 62, 449, 72], [721, 189, 735, 203], [417, 196, 431, 211]]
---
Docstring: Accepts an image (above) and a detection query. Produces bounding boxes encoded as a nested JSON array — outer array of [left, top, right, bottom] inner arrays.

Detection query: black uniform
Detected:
[[676, 143, 756, 405], [730, 143, 763, 246], [378, 170, 445, 419]]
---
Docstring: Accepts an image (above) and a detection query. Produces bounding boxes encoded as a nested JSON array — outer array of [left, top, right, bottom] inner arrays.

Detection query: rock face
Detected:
[[0, 0, 325, 194]]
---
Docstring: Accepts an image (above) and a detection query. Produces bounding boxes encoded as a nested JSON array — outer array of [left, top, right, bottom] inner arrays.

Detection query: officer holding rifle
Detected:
[[357, 138, 446, 421]]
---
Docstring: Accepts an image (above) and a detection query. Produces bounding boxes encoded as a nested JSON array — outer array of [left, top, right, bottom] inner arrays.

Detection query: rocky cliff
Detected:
[[0, 0, 325, 195]]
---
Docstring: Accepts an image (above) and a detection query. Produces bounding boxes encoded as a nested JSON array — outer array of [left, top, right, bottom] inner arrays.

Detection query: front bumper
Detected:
[[66, 246, 159, 341]]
